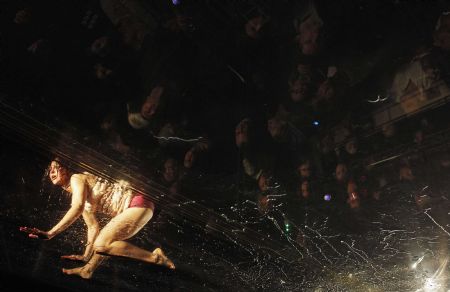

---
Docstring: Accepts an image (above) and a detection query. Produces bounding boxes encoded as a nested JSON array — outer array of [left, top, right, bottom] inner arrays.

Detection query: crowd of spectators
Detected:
[[2, 0, 450, 237]]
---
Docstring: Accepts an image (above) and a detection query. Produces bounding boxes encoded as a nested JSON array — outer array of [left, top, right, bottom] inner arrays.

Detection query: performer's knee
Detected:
[[93, 241, 110, 254]]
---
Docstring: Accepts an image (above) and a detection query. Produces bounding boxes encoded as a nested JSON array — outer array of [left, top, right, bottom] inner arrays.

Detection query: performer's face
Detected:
[[49, 161, 69, 186]]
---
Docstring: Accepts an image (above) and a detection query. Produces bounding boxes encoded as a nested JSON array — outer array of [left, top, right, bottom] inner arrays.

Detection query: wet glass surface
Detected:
[[1, 99, 450, 291]]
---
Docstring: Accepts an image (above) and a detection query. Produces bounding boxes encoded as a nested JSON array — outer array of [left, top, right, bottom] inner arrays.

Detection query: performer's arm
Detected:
[[47, 174, 87, 238], [60, 210, 99, 262], [81, 210, 99, 260]]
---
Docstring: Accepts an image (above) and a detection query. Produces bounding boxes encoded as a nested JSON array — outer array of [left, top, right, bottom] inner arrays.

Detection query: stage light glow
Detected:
[[423, 277, 440, 292]]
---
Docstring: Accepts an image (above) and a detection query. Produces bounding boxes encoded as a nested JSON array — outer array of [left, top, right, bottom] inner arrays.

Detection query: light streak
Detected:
[[227, 65, 246, 83], [368, 154, 401, 167], [424, 209, 450, 237], [152, 135, 204, 142], [411, 254, 425, 269], [367, 95, 389, 103]]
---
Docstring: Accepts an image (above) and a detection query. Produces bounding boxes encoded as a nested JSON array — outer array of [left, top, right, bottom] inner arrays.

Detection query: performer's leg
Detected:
[[94, 207, 174, 268], [62, 253, 105, 279], [63, 207, 174, 279]]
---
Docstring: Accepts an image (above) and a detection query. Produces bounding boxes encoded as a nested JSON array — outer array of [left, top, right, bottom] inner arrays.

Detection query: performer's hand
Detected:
[[19, 226, 52, 240], [60, 254, 86, 262]]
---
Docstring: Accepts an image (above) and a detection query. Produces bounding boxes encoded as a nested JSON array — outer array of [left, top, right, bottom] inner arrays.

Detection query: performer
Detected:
[[20, 158, 175, 279]]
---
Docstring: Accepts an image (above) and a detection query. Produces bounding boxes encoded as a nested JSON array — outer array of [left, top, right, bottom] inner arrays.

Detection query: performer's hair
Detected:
[[44, 156, 74, 177]]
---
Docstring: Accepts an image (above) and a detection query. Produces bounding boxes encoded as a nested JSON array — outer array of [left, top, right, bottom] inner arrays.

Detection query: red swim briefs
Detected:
[[129, 194, 155, 210]]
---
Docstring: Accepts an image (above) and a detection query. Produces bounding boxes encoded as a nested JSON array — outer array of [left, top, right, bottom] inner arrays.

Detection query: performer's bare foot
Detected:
[[153, 248, 175, 270], [62, 266, 93, 279]]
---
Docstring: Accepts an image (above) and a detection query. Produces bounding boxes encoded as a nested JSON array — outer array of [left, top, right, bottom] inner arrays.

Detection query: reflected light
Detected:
[[418, 257, 448, 292], [411, 254, 425, 270], [423, 277, 441, 292]]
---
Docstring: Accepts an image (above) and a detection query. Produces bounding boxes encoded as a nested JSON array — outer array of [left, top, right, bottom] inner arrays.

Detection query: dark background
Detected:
[[2, 0, 450, 291]]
